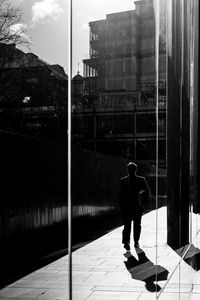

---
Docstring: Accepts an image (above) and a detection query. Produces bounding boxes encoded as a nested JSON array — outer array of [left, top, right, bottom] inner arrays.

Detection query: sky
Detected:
[[15, 0, 135, 76]]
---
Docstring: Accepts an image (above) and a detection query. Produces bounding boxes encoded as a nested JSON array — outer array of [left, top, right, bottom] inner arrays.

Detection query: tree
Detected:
[[0, 0, 29, 66], [0, 0, 30, 107]]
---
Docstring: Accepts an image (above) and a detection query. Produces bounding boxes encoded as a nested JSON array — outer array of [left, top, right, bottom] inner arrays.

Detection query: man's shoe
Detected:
[[134, 242, 140, 248], [124, 243, 130, 251]]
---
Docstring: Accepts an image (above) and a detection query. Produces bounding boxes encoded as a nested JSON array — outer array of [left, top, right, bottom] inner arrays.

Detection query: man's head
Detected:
[[127, 162, 137, 177]]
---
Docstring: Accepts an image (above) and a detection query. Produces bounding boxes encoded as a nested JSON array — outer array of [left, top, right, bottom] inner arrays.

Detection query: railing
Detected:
[[72, 100, 166, 112], [21, 106, 66, 112]]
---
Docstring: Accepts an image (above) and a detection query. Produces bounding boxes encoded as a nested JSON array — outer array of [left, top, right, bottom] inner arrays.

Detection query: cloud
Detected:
[[10, 23, 27, 36], [31, 0, 63, 26], [10, 23, 31, 42], [10, 23, 27, 33]]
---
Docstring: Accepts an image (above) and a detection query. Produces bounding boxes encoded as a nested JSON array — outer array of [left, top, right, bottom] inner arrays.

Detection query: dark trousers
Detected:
[[122, 214, 142, 244]]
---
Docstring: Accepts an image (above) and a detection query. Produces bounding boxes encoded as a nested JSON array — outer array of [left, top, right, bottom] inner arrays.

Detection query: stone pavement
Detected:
[[1, 207, 200, 299]]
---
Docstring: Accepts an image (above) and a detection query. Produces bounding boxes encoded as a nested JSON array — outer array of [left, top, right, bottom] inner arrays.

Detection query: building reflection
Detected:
[[72, 0, 167, 218], [0, 0, 199, 295]]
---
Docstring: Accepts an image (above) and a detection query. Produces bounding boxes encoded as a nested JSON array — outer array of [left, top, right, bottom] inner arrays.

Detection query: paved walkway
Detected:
[[1, 207, 200, 299]]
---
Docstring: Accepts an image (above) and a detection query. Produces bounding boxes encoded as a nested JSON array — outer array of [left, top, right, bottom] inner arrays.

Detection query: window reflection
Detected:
[[72, 0, 165, 298], [73, 0, 199, 298], [0, 13, 68, 285], [0, 0, 199, 298]]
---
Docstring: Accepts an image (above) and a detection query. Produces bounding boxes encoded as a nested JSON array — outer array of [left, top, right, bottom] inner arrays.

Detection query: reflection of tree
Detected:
[[0, 0, 30, 108], [0, 0, 29, 66]]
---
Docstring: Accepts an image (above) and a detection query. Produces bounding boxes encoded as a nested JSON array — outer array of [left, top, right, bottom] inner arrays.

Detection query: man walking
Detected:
[[119, 162, 150, 250]]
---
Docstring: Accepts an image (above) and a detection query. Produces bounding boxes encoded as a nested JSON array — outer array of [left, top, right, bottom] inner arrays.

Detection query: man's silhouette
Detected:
[[119, 162, 150, 250]]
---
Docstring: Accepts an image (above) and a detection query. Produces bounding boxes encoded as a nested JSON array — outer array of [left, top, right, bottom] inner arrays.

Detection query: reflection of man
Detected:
[[119, 162, 150, 250]]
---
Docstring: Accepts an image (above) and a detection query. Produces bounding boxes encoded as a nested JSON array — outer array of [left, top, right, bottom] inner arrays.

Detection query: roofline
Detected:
[[106, 10, 135, 18], [134, 0, 153, 4], [89, 9, 135, 25], [89, 19, 106, 26]]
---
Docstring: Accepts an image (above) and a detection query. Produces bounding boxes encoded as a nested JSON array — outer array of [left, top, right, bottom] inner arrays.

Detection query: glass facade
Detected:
[[71, 0, 199, 298], [158, 0, 199, 297], [0, 0, 199, 299], [0, 56, 68, 285]]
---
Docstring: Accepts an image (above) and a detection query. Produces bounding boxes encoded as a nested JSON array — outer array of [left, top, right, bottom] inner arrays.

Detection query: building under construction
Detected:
[[72, 0, 166, 174]]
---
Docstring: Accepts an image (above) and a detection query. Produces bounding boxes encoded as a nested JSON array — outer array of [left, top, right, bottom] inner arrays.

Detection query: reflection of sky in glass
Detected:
[[73, 0, 135, 76]]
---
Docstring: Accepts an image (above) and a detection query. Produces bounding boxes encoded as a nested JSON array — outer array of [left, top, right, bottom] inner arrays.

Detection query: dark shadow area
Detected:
[[0, 222, 68, 289], [174, 244, 200, 271], [0, 212, 122, 289], [124, 248, 169, 293], [0, 131, 123, 288], [0, 132, 165, 289], [72, 212, 122, 247]]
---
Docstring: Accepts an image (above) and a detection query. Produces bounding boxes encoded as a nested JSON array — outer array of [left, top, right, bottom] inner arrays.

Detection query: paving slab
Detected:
[[1, 207, 200, 299]]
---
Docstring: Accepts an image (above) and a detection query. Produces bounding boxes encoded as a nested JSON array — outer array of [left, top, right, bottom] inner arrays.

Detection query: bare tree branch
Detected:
[[0, 0, 31, 106], [0, 0, 30, 66]]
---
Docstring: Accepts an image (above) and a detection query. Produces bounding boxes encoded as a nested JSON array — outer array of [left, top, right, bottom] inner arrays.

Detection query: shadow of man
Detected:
[[124, 247, 169, 293]]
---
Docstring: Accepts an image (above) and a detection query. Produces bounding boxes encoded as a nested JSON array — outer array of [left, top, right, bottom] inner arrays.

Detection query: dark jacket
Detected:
[[119, 175, 150, 218]]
